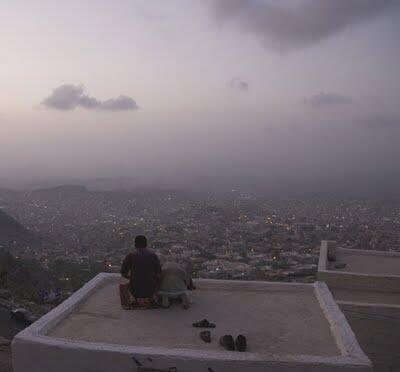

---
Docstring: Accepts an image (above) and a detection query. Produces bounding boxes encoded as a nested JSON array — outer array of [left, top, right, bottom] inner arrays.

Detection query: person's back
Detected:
[[159, 261, 190, 309], [120, 235, 161, 301], [160, 261, 188, 293]]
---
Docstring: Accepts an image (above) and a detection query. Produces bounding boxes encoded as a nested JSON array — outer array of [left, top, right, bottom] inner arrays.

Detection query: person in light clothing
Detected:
[[159, 261, 192, 309]]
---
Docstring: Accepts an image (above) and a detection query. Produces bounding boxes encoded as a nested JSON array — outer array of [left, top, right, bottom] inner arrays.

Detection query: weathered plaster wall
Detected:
[[317, 271, 400, 293], [11, 338, 372, 372]]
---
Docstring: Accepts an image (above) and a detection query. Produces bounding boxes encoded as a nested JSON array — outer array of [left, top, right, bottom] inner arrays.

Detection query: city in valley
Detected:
[[1, 185, 399, 303]]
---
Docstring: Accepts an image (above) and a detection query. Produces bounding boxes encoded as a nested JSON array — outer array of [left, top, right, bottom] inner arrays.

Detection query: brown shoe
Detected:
[[219, 335, 235, 351], [200, 330, 211, 343], [235, 335, 247, 352]]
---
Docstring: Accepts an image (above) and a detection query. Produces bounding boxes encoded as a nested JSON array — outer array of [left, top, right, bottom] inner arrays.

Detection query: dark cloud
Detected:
[[213, 0, 400, 51], [306, 92, 352, 108], [101, 96, 138, 111], [42, 85, 84, 111], [42, 84, 138, 111], [228, 77, 249, 91], [363, 115, 400, 129]]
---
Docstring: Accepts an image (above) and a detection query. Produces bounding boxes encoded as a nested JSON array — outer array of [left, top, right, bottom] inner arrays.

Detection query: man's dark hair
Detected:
[[135, 235, 147, 249]]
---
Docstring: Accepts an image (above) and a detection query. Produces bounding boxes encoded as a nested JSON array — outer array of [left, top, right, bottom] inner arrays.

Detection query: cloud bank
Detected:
[[306, 92, 352, 108], [363, 115, 400, 129], [213, 0, 400, 51], [42, 85, 138, 111], [228, 77, 249, 91]]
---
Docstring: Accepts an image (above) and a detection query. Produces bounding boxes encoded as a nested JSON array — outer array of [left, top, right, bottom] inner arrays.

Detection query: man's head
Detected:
[[135, 235, 147, 249]]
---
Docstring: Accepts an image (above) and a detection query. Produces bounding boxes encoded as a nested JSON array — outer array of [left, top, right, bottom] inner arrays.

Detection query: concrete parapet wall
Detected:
[[317, 270, 400, 293], [318, 242, 329, 273], [339, 302, 400, 372], [11, 340, 372, 372], [334, 248, 400, 258]]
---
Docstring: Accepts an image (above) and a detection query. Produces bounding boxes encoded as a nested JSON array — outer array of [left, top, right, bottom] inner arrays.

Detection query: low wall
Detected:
[[317, 271, 400, 293], [339, 302, 400, 372]]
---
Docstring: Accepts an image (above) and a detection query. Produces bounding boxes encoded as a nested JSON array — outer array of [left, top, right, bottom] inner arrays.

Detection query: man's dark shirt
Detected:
[[120, 248, 161, 298]]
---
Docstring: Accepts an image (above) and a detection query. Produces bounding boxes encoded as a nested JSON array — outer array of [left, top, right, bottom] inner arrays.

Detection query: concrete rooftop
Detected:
[[328, 249, 400, 276], [318, 244, 400, 296], [13, 274, 372, 372], [49, 278, 340, 356]]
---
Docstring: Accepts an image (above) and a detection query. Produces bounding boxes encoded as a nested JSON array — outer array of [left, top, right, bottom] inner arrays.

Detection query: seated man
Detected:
[[120, 235, 161, 309], [159, 261, 192, 309]]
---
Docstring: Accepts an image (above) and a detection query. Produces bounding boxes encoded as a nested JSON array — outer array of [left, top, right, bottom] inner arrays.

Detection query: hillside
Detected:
[[29, 185, 88, 199], [0, 209, 40, 249], [0, 250, 56, 304]]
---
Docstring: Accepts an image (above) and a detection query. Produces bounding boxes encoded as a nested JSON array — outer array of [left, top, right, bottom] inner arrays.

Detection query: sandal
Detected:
[[200, 330, 211, 343], [192, 319, 216, 328]]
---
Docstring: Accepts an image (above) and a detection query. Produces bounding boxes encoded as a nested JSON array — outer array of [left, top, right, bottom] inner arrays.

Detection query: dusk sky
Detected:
[[1, 0, 400, 191]]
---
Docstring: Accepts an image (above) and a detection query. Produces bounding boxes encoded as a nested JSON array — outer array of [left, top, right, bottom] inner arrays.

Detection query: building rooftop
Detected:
[[13, 274, 371, 372], [317, 241, 400, 372], [49, 278, 337, 356], [318, 242, 400, 297], [328, 249, 400, 276]]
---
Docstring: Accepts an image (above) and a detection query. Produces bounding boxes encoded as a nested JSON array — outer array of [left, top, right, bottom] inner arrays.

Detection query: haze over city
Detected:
[[2, 3, 400, 372], [1, 0, 400, 194]]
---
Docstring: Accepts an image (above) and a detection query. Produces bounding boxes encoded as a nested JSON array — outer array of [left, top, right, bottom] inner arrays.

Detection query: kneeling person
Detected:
[[159, 261, 191, 309], [120, 235, 161, 308]]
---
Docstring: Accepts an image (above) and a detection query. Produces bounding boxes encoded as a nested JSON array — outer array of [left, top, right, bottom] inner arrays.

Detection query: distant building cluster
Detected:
[[0, 187, 399, 288]]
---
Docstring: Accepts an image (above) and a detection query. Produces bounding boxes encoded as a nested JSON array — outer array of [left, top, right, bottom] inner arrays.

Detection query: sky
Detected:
[[1, 0, 400, 193]]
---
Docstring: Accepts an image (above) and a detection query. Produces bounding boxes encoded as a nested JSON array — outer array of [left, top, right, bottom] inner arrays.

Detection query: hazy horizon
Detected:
[[1, 0, 400, 194]]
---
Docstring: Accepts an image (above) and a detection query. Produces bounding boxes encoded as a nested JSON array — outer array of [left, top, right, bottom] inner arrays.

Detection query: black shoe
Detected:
[[219, 335, 235, 351], [200, 330, 211, 343], [192, 319, 216, 328], [235, 335, 247, 352]]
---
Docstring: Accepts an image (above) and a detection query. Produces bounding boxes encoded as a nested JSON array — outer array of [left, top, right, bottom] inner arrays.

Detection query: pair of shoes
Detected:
[[200, 330, 211, 343], [192, 319, 216, 328], [219, 335, 247, 352]]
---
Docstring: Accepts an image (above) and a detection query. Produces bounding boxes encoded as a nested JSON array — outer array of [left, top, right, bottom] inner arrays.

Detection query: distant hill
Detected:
[[30, 185, 88, 197], [0, 210, 39, 249], [27, 185, 88, 204]]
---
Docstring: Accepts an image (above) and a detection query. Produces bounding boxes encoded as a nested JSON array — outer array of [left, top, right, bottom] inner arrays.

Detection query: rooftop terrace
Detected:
[[49, 278, 337, 356], [328, 249, 400, 276], [318, 242, 400, 294], [13, 274, 371, 372]]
